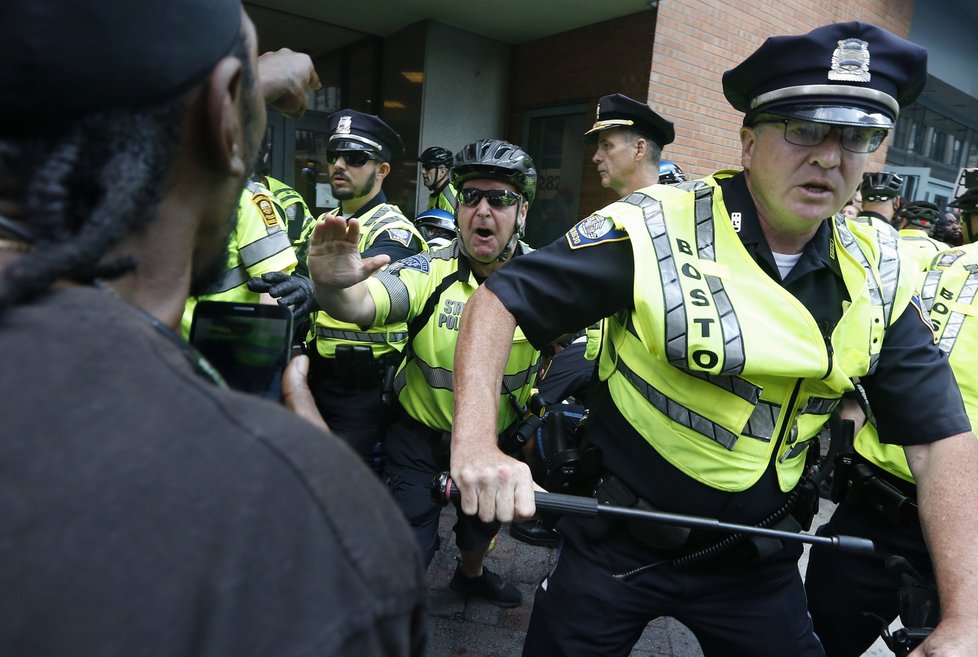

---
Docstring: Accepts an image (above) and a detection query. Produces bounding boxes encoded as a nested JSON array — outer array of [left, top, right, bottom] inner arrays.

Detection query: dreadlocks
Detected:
[[0, 30, 254, 316]]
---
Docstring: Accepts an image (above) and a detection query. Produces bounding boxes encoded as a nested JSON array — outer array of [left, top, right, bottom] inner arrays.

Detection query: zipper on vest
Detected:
[[772, 379, 803, 464], [820, 322, 835, 380]]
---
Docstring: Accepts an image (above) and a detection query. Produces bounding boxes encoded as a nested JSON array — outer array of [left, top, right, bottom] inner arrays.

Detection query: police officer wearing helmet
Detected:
[[306, 138, 540, 608], [419, 146, 458, 212], [266, 109, 427, 473], [806, 189, 978, 656], [587, 93, 674, 198], [414, 208, 457, 249], [860, 171, 904, 226], [894, 200, 948, 271], [449, 22, 978, 656], [658, 159, 687, 185]]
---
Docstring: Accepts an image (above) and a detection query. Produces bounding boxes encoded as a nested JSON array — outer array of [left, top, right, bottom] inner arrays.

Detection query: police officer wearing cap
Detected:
[[285, 109, 427, 473], [586, 93, 675, 198], [419, 146, 458, 212], [449, 22, 978, 656]]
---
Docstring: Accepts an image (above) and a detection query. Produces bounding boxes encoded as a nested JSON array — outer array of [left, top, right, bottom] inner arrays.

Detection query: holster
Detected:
[[832, 456, 919, 526], [536, 410, 599, 496], [581, 474, 690, 551]]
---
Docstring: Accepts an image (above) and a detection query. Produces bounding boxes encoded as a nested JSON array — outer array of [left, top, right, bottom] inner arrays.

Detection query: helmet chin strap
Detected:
[[495, 198, 526, 263]]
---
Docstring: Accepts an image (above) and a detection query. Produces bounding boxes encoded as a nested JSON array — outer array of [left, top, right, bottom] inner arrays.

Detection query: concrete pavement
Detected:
[[424, 502, 896, 656]]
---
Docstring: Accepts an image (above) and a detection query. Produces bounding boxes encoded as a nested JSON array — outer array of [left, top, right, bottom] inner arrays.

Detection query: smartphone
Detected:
[[189, 301, 294, 400]]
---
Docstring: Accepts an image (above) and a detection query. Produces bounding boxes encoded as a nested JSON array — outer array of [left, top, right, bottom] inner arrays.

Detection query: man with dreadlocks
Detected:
[[0, 1, 427, 655]]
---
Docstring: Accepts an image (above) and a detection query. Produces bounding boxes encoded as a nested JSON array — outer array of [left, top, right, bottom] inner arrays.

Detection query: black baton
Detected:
[[432, 472, 876, 555]]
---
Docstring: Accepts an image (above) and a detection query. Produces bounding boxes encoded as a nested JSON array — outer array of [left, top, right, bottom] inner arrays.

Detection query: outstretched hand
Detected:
[[307, 215, 390, 290], [246, 272, 318, 317]]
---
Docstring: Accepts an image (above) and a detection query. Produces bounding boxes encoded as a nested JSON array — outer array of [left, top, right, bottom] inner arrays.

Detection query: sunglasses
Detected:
[[458, 187, 522, 208], [754, 117, 888, 153], [326, 150, 380, 167]]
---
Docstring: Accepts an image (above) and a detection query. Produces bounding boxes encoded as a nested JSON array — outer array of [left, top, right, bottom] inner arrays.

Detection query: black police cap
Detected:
[[584, 93, 675, 146], [328, 110, 404, 162], [0, 0, 241, 129], [723, 22, 927, 129]]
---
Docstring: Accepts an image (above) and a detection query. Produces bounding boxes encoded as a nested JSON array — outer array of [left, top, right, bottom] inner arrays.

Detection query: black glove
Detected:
[[247, 272, 318, 318]]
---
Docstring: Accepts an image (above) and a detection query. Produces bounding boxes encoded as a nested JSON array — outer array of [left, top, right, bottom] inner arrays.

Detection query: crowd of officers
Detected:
[[179, 18, 978, 657]]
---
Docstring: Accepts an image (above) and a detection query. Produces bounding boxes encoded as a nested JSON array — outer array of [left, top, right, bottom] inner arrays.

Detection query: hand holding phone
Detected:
[[189, 301, 293, 400]]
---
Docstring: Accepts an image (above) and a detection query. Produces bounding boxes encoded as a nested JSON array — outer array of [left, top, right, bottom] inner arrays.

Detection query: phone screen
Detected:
[[189, 301, 293, 400]]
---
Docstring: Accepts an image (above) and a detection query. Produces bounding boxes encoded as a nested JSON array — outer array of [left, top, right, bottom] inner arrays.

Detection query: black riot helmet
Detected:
[[419, 146, 454, 169], [861, 171, 904, 202], [658, 160, 686, 185], [414, 208, 457, 244], [895, 200, 941, 230], [451, 139, 537, 205]]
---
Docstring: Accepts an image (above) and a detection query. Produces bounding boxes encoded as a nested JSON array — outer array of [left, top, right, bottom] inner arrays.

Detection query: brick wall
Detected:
[[508, 10, 657, 212], [650, 0, 916, 178]]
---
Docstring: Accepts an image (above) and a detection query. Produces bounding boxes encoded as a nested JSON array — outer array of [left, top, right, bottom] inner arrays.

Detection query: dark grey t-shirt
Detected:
[[0, 286, 427, 656]]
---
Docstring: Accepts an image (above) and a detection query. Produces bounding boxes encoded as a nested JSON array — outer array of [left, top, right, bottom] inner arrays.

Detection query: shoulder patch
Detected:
[[394, 254, 430, 274], [386, 227, 413, 247], [909, 293, 933, 333], [566, 214, 628, 250], [252, 193, 280, 229]]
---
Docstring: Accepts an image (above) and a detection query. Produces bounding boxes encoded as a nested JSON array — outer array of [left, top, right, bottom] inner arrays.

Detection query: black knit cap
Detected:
[[584, 94, 675, 146], [723, 22, 927, 129], [327, 110, 404, 163], [0, 0, 242, 129]]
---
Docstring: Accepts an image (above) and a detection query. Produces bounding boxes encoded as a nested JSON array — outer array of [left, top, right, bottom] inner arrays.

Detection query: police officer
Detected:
[[894, 200, 948, 270], [182, 180, 297, 337], [413, 208, 457, 249], [419, 146, 457, 212], [280, 110, 427, 472], [806, 186, 978, 656], [587, 93, 674, 198], [860, 171, 904, 227], [449, 22, 978, 656], [306, 139, 539, 607]]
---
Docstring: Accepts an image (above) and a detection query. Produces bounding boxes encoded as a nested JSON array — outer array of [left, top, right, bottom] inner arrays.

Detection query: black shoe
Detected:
[[450, 566, 522, 607], [509, 517, 563, 548]]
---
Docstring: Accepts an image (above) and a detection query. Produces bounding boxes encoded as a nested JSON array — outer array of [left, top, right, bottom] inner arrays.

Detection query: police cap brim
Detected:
[[753, 102, 894, 129]]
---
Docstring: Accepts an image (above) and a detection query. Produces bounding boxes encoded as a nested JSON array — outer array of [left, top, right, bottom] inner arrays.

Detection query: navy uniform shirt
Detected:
[[486, 172, 969, 522]]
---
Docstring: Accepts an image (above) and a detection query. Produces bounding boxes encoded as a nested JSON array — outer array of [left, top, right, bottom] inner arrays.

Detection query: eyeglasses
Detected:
[[755, 118, 888, 153], [458, 187, 522, 208], [326, 150, 379, 167]]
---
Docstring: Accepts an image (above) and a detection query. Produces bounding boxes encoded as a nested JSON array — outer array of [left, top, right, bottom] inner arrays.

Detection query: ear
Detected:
[[376, 161, 391, 181], [634, 137, 647, 161], [204, 56, 248, 177], [740, 126, 757, 170]]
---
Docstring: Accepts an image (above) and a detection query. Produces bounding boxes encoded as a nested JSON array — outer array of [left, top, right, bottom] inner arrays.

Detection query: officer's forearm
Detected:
[[313, 280, 376, 328], [452, 286, 516, 453], [907, 433, 978, 622]]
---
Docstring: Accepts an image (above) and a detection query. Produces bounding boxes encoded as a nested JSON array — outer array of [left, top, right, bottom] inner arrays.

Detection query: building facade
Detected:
[[248, 0, 978, 246]]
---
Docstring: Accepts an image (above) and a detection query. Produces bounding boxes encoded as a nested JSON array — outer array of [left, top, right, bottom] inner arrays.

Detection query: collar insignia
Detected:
[[829, 38, 871, 82]]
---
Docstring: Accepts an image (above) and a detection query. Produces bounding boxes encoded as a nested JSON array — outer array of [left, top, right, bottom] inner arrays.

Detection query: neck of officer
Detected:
[[618, 165, 660, 197]]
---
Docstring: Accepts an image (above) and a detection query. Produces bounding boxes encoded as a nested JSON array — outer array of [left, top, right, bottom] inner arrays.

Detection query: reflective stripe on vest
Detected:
[[239, 230, 291, 269], [315, 327, 408, 343], [393, 352, 539, 397], [935, 264, 978, 356], [210, 265, 250, 294], [625, 184, 746, 375]]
